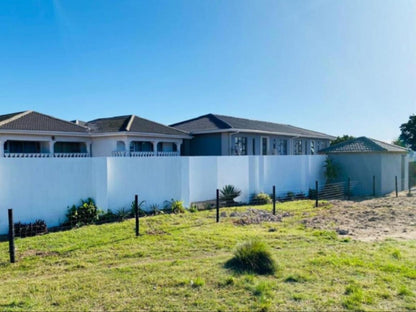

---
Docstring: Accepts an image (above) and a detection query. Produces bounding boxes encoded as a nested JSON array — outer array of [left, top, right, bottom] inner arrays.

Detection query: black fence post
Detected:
[[409, 175, 412, 196], [135, 194, 139, 236], [315, 181, 319, 208], [272, 185, 276, 215], [8, 209, 15, 263], [347, 177, 351, 200], [216, 189, 220, 223], [373, 175, 376, 197], [395, 176, 398, 198]]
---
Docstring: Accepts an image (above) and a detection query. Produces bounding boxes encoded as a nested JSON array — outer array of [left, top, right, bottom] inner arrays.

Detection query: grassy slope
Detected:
[[0, 201, 415, 311]]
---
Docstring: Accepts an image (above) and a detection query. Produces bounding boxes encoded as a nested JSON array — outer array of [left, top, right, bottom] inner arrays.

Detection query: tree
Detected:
[[399, 114, 416, 150], [330, 135, 355, 146], [392, 137, 406, 148]]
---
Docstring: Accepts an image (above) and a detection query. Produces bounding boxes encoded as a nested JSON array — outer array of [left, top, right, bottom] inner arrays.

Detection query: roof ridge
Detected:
[[367, 137, 408, 151], [170, 113, 213, 127], [125, 115, 135, 132], [128, 114, 191, 135], [210, 114, 233, 129], [0, 110, 32, 127]]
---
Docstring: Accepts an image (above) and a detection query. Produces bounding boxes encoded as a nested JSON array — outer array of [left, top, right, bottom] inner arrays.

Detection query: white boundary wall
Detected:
[[0, 155, 326, 234]]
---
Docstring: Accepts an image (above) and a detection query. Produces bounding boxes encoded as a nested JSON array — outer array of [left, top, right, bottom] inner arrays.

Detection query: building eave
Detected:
[[188, 128, 335, 140]]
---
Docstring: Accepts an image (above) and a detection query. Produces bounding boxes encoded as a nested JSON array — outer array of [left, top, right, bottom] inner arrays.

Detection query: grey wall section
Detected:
[[329, 153, 408, 196], [188, 133, 222, 156]]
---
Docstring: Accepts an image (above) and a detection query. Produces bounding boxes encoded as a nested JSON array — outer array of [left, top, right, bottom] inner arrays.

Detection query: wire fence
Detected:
[[3, 172, 415, 263]]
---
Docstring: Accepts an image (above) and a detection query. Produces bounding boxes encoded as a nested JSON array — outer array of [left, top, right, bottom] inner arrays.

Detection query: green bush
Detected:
[[250, 193, 272, 205], [130, 200, 147, 217], [65, 198, 102, 227], [220, 185, 241, 207], [164, 199, 186, 214], [225, 239, 277, 275], [189, 204, 198, 213]]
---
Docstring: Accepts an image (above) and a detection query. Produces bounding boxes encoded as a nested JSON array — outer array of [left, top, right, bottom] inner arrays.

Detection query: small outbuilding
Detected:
[[319, 137, 409, 196]]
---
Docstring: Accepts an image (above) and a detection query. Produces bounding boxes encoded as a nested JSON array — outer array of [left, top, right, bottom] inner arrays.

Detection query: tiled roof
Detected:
[[171, 114, 335, 139], [319, 137, 408, 154], [0, 111, 89, 133], [86, 115, 189, 136]]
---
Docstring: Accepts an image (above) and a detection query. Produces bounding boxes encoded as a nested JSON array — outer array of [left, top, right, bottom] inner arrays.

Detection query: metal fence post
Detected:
[[373, 175, 376, 197], [216, 189, 220, 223], [8, 209, 15, 263], [315, 181, 318, 208], [272, 185, 276, 215], [135, 194, 139, 236], [395, 176, 398, 198]]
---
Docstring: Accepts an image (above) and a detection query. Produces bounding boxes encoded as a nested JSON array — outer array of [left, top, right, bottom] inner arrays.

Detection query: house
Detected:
[[319, 136, 409, 196], [171, 114, 335, 156], [0, 111, 190, 157], [85, 115, 190, 157], [0, 111, 91, 157]]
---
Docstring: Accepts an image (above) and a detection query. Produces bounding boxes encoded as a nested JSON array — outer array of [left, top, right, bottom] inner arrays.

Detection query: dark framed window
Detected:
[[234, 137, 247, 155]]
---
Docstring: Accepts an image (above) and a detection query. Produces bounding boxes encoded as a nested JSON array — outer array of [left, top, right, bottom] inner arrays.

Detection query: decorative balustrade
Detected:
[[53, 153, 90, 158], [157, 151, 180, 157], [4, 153, 90, 158], [111, 151, 180, 157]]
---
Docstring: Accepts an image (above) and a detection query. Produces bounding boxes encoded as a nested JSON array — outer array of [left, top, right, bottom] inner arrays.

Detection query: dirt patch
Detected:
[[302, 194, 416, 241], [230, 208, 291, 225], [19, 250, 59, 258]]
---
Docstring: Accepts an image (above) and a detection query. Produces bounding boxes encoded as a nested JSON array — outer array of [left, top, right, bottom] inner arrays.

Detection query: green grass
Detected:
[[0, 200, 415, 311]]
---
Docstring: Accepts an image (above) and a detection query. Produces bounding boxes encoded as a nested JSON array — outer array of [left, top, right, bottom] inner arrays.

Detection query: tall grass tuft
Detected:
[[226, 239, 277, 275]]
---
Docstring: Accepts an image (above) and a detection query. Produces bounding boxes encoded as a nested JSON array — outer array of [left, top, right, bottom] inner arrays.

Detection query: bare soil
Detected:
[[302, 193, 416, 241]]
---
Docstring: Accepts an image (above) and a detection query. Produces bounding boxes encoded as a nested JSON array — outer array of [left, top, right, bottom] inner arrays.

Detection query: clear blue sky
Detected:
[[0, 0, 415, 142]]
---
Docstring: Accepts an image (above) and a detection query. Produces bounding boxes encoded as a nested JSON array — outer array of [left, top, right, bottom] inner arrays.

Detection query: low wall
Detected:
[[0, 155, 327, 234]]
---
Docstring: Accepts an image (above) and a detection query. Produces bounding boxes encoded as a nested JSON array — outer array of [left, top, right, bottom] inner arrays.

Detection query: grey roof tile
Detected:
[[171, 113, 334, 139], [86, 115, 189, 136], [0, 111, 89, 133], [320, 137, 408, 154]]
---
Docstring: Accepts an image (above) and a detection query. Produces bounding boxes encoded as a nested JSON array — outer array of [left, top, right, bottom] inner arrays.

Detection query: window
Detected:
[[277, 139, 288, 155], [130, 141, 153, 152], [54, 142, 86, 153], [252, 138, 256, 155], [5, 141, 41, 153], [294, 140, 303, 155], [262, 137, 268, 155], [310, 141, 315, 155], [234, 137, 247, 155]]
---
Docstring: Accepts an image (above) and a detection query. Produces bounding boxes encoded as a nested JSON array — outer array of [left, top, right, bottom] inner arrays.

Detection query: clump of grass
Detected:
[[391, 250, 401, 259], [284, 273, 309, 283], [342, 283, 364, 310], [225, 239, 277, 275], [190, 277, 205, 288]]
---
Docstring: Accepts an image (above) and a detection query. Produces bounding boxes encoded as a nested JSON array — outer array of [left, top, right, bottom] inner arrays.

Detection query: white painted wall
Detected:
[[0, 155, 327, 234], [0, 158, 94, 234]]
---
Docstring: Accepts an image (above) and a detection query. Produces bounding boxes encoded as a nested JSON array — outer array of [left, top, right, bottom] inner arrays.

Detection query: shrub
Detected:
[[149, 203, 162, 215], [225, 239, 277, 275], [286, 192, 295, 201], [65, 198, 102, 227], [250, 193, 272, 205], [164, 199, 186, 214], [220, 185, 241, 207], [130, 200, 147, 216], [14, 219, 47, 238], [189, 204, 198, 213]]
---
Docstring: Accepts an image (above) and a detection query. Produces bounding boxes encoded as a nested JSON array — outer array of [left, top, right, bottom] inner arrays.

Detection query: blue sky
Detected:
[[0, 0, 415, 142]]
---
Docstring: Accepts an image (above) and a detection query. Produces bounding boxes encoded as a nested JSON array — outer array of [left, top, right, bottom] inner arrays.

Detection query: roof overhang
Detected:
[[0, 129, 90, 137], [187, 128, 335, 140], [90, 131, 192, 140]]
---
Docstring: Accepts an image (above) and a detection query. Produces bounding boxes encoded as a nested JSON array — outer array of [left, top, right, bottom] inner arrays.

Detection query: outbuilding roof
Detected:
[[171, 114, 335, 139], [0, 111, 89, 133], [86, 115, 189, 137], [319, 137, 408, 154]]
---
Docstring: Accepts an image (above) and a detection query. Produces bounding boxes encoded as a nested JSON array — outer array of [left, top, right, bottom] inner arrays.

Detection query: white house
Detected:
[[0, 111, 191, 157]]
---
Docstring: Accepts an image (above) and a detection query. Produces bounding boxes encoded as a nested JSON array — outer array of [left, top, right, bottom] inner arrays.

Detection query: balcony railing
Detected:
[[4, 153, 90, 158], [112, 151, 180, 157]]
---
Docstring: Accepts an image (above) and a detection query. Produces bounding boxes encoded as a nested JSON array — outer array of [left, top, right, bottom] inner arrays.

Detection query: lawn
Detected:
[[0, 200, 415, 311]]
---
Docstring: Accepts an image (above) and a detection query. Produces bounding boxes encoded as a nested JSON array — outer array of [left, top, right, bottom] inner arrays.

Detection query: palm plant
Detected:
[[220, 185, 241, 207]]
